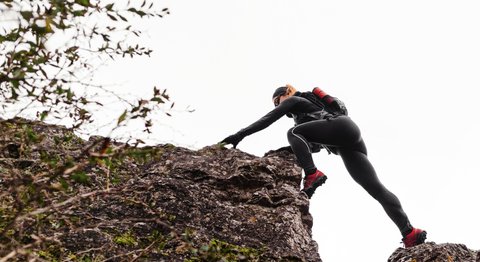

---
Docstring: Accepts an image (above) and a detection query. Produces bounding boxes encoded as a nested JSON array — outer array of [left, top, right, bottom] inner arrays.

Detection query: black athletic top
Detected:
[[236, 92, 333, 138]]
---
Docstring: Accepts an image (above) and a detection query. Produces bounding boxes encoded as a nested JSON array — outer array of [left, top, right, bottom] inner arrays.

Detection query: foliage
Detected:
[[0, 0, 172, 132], [0, 0, 183, 260]]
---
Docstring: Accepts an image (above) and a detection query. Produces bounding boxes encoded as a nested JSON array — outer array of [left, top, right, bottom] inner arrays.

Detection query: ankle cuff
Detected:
[[401, 223, 413, 237], [304, 168, 317, 176]]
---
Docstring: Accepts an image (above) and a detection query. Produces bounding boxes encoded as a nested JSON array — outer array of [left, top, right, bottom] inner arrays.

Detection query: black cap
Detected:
[[272, 86, 287, 99]]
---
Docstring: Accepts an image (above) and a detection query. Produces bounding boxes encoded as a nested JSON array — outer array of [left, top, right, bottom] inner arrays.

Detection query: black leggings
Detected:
[[287, 116, 411, 235]]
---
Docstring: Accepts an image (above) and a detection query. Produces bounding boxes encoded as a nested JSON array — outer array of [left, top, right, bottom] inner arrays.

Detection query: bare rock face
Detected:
[[389, 242, 480, 262], [136, 145, 321, 261], [0, 118, 321, 261]]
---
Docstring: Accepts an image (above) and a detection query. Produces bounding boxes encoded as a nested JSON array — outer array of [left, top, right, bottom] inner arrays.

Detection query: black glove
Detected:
[[220, 133, 244, 148]]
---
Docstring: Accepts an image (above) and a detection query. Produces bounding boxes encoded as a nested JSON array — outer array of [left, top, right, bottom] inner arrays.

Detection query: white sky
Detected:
[[92, 1, 480, 261]]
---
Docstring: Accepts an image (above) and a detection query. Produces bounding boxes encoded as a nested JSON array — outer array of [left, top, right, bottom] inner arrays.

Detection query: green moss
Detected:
[[37, 245, 62, 262], [114, 231, 138, 246], [168, 214, 176, 222], [72, 253, 105, 262], [63, 132, 75, 144], [123, 146, 164, 164], [38, 250, 59, 261], [146, 230, 171, 252], [63, 253, 105, 262], [19, 183, 39, 205], [187, 238, 263, 262], [110, 174, 121, 185], [71, 171, 90, 185], [0, 208, 7, 230], [40, 150, 61, 168], [22, 125, 43, 143]]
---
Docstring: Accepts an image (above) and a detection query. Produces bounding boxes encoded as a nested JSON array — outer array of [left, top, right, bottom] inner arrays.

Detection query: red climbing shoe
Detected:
[[402, 228, 427, 248], [301, 170, 327, 199]]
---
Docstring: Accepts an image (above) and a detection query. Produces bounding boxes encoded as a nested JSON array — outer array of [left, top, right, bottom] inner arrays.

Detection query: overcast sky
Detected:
[[90, 1, 480, 261]]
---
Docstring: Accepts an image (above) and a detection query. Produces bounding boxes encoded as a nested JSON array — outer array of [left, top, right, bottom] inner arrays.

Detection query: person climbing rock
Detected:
[[220, 84, 427, 247]]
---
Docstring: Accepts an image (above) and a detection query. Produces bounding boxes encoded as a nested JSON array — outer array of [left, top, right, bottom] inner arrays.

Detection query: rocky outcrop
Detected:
[[3, 118, 478, 262], [0, 118, 321, 261], [389, 242, 480, 262]]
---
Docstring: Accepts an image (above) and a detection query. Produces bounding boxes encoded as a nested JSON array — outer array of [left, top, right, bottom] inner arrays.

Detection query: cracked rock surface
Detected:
[[389, 242, 479, 262], [0, 118, 321, 261]]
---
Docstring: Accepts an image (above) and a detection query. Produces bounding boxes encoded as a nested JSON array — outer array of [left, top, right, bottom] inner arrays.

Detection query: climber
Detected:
[[220, 84, 427, 248]]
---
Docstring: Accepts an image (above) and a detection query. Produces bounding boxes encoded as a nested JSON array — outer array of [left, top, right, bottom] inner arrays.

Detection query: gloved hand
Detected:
[[220, 133, 244, 148]]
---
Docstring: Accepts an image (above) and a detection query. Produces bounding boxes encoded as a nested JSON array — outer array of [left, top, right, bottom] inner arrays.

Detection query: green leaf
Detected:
[[39, 111, 48, 121], [128, 8, 146, 17], [117, 110, 127, 124], [12, 69, 25, 79], [75, 0, 90, 7], [150, 97, 164, 103], [105, 3, 114, 11], [73, 9, 88, 17], [20, 11, 33, 20], [117, 14, 128, 22], [107, 13, 117, 21], [66, 89, 74, 101], [10, 86, 19, 100], [66, 46, 79, 53], [11, 80, 19, 89], [45, 17, 54, 33], [34, 56, 48, 65], [31, 24, 47, 35]]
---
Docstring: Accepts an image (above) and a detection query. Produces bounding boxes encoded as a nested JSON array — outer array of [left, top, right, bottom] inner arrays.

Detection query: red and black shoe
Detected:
[[301, 170, 327, 199], [402, 228, 427, 248]]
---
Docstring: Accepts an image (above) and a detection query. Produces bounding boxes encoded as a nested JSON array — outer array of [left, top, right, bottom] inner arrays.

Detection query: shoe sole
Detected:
[[302, 175, 328, 199]]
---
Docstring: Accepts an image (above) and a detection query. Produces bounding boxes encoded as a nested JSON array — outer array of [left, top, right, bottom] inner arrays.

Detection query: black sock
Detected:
[[401, 222, 413, 237]]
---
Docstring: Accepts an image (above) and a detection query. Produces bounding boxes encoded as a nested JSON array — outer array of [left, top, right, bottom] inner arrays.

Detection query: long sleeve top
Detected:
[[236, 92, 332, 138]]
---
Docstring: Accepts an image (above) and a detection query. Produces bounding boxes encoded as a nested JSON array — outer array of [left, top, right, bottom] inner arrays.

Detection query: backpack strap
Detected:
[[312, 87, 348, 116]]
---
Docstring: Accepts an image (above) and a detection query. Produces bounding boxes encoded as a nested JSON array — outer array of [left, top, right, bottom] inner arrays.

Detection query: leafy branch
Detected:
[[0, 0, 171, 131]]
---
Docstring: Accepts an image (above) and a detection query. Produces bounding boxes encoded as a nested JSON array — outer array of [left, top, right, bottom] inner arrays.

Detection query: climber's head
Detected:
[[272, 84, 297, 107]]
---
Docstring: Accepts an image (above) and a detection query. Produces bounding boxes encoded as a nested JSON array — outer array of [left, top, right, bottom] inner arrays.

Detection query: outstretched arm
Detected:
[[221, 97, 299, 148]]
